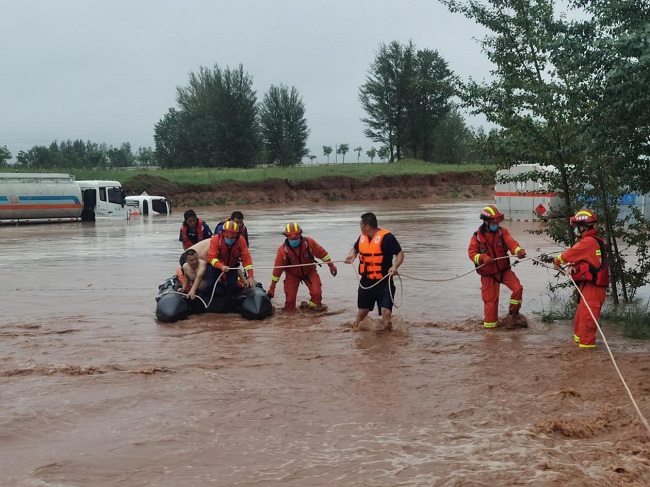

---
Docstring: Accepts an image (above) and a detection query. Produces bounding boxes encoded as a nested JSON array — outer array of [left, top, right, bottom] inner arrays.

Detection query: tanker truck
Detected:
[[0, 172, 128, 223]]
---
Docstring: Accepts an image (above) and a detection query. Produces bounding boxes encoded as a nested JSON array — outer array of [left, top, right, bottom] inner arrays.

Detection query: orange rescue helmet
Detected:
[[284, 222, 303, 239], [222, 220, 239, 238], [571, 208, 597, 226], [480, 205, 505, 222]]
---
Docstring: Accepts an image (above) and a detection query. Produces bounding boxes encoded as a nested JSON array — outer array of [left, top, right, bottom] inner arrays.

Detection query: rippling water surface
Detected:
[[1, 199, 649, 486]]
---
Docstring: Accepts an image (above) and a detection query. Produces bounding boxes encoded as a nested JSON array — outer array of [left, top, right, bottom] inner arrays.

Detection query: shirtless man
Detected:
[[181, 240, 245, 293], [180, 249, 208, 299]]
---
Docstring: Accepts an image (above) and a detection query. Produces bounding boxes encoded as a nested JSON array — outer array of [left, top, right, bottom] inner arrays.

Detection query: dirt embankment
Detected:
[[124, 171, 494, 208]]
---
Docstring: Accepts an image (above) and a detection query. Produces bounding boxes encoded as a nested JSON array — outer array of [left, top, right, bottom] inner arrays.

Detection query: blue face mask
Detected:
[[489, 224, 499, 232], [225, 237, 237, 246], [288, 239, 301, 248]]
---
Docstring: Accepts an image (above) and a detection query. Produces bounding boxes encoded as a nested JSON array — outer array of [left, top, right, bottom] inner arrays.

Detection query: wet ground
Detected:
[[1, 199, 649, 486]]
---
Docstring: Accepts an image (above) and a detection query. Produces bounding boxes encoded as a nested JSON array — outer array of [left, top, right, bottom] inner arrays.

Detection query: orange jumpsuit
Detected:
[[270, 237, 334, 311], [207, 234, 254, 294], [468, 225, 524, 328], [555, 229, 608, 348]]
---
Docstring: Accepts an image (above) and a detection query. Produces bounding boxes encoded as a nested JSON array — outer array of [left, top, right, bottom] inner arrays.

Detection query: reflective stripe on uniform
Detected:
[[510, 299, 522, 305], [514, 247, 522, 254], [484, 321, 498, 328], [578, 343, 596, 348], [474, 254, 481, 265], [271, 276, 280, 282], [557, 254, 566, 265], [211, 258, 220, 267]]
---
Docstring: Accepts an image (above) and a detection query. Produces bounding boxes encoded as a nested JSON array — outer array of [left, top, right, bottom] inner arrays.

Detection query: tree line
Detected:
[[4, 140, 155, 169], [4, 39, 484, 169]]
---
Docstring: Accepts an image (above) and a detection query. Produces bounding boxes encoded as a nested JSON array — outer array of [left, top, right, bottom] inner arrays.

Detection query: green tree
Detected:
[[136, 146, 156, 168], [354, 146, 363, 163], [259, 84, 310, 166], [366, 147, 377, 163], [337, 143, 349, 163], [154, 108, 187, 168], [159, 64, 260, 168], [377, 146, 389, 162], [322, 146, 333, 163], [308, 154, 317, 164], [431, 107, 472, 164], [107, 142, 135, 168], [0, 145, 12, 166], [359, 40, 455, 162], [445, 0, 650, 301]]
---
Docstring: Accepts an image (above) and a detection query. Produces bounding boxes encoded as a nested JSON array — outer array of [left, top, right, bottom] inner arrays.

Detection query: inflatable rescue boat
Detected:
[[155, 275, 273, 323]]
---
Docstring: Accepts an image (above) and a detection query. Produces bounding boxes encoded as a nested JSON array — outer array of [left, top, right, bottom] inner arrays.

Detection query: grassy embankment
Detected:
[[3, 160, 490, 185]]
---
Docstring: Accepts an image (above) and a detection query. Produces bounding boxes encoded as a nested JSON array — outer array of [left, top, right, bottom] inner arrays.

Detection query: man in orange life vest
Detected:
[[554, 208, 609, 348], [267, 223, 337, 312], [468, 205, 526, 329], [179, 209, 213, 250], [344, 212, 404, 331], [207, 220, 255, 296]]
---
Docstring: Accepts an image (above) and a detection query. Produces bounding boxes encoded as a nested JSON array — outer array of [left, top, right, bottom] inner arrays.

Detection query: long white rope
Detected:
[[528, 256, 650, 436], [168, 252, 650, 434]]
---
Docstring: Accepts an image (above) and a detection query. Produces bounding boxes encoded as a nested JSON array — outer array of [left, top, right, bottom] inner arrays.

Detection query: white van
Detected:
[[125, 191, 171, 216]]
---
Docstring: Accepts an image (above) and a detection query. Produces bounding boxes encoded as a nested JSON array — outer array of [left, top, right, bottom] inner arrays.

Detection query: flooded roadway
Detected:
[[1, 199, 649, 486]]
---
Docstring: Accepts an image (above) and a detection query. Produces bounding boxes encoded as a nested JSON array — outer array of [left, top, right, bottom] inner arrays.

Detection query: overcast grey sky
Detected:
[[1, 0, 493, 163]]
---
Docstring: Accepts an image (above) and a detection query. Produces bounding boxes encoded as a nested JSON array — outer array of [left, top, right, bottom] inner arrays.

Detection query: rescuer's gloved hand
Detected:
[[517, 249, 526, 259], [267, 284, 275, 299], [481, 255, 494, 265], [329, 263, 337, 276]]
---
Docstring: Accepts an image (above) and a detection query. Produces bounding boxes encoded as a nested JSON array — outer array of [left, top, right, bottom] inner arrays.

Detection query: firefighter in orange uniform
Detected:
[[468, 205, 526, 328], [267, 223, 337, 311], [554, 208, 609, 348], [207, 220, 255, 296]]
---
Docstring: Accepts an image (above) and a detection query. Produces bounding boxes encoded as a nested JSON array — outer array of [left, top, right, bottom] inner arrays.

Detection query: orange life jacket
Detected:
[[212, 235, 244, 268], [571, 235, 610, 287], [180, 218, 208, 244], [473, 227, 511, 276], [358, 229, 390, 280]]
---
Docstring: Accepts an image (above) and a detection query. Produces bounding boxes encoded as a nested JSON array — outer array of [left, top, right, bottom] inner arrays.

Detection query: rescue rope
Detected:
[[399, 255, 516, 282], [528, 256, 650, 436], [170, 270, 225, 310], [250, 259, 347, 270], [347, 262, 403, 309]]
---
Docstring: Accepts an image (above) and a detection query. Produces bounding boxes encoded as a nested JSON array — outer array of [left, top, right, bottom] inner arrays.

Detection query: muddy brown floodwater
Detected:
[[1, 199, 650, 486]]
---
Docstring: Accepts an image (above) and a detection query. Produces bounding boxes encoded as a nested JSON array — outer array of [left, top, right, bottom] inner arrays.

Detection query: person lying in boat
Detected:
[[180, 249, 208, 300]]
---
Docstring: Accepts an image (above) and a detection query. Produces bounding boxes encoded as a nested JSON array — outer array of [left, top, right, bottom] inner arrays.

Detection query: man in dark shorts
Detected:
[[344, 212, 404, 330]]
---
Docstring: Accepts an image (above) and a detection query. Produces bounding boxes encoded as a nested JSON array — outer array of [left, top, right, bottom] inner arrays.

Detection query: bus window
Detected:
[[99, 187, 106, 202]]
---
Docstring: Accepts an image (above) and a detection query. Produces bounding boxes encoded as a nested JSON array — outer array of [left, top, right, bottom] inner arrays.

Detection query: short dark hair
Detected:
[[231, 211, 244, 220], [361, 212, 378, 229], [185, 249, 198, 257], [183, 209, 197, 221]]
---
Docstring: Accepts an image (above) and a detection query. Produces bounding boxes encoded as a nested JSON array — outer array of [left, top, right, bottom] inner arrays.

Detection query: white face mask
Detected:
[[574, 227, 581, 237]]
